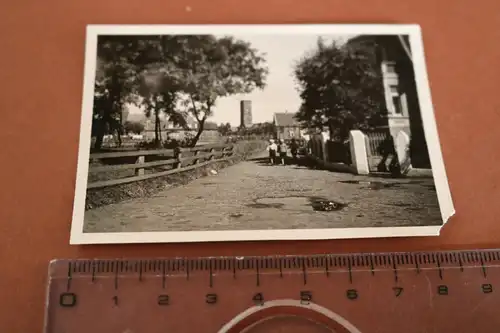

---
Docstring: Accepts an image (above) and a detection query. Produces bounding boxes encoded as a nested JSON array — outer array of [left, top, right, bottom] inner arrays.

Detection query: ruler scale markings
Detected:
[[209, 259, 213, 288], [324, 255, 330, 277], [392, 255, 398, 283], [348, 258, 353, 284], [278, 257, 283, 278], [45, 250, 500, 333], [232, 258, 236, 279], [114, 261, 119, 290], [161, 260, 166, 289], [480, 255, 487, 278], [302, 258, 307, 285], [458, 253, 464, 272], [436, 256, 443, 280], [91, 262, 96, 282], [66, 262, 72, 291], [256, 259, 260, 287]]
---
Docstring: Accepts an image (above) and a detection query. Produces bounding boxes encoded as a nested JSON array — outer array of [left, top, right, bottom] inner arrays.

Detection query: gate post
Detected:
[[349, 130, 369, 175]]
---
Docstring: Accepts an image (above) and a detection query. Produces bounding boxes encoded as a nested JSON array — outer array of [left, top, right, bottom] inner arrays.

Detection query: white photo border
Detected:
[[70, 24, 455, 245]]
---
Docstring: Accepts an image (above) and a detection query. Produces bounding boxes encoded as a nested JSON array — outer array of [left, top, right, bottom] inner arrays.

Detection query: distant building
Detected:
[[240, 100, 252, 128], [273, 112, 302, 141], [346, 34, 431, 168]]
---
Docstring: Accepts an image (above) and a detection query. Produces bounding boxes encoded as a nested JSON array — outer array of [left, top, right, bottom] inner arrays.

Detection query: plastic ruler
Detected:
[[44, 249, 500, 332]]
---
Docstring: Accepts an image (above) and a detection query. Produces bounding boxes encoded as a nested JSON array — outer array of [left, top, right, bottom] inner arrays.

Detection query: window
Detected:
[[389, 85, 404, 115], [384, 62, 397, 74], [392, 96, 403, 114]]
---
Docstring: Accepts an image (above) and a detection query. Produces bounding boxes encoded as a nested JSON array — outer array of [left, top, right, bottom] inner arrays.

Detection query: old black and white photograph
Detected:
[[70, 24, 454, 244]]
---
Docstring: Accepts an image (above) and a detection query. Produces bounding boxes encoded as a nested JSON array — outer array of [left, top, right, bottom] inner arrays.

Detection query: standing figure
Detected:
[[290, 138, 299, 162], [267, 139, 278, 164], [277, 139, 288, 165]]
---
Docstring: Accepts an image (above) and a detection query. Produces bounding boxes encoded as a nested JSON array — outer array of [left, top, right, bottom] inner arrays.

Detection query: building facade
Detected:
[[346, 35, 431, 169], [273, 112, 302, 141]]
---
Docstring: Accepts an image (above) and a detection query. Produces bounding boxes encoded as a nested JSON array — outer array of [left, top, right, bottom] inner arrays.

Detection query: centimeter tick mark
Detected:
[[325, 258, 330, 277], [91, 262, 96, 283], [480, 257, 487, 278], [348, 260, 353, 284], [209, 261, 214, 288], [279, 259, 283, 278], [392, 257, 399, 283], [415, 261, 420, 274], [186, 262, 190, 281], [139, 262, 143, 282], [162, 261, 166, 289], [233, 260, 237, 279], [437, 260, 443, 280], [302, 260, 307, 285], [369, 256, 375, 276], [256, 264, 260, 287], [66, 262, 73, 291], [459, 256, 464, 272], [114, 262, 119, 290]]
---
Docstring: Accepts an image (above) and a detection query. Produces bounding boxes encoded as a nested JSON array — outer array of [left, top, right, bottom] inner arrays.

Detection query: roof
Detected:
[[273, 112, 300, 127]]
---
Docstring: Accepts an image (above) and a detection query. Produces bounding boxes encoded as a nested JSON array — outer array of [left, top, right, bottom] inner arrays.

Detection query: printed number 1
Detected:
[[393, 287, 403, 297]]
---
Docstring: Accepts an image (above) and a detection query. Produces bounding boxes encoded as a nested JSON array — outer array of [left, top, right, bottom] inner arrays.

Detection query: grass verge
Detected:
[[85, 140, 267, 210]]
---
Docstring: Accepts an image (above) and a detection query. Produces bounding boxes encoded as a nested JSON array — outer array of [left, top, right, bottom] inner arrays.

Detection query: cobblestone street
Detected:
[[83, 151, 442, 233]]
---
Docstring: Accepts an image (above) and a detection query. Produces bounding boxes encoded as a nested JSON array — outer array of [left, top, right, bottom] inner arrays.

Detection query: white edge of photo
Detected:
[[69, 23, 455, 245]]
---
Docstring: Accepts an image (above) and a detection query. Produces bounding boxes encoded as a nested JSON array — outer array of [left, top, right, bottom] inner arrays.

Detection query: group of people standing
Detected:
[[266, 138, 299, 165]]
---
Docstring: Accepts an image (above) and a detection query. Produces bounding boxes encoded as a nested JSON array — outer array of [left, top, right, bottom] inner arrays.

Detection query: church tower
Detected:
[[240, 100, 252, 128]]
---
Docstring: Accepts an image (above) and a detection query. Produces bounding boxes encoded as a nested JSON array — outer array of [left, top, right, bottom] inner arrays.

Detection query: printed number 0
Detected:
[[59, 293, 77, 307]]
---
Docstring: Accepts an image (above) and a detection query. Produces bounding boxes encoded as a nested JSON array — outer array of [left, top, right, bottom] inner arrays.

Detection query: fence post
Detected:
[[175, 148, 182, 169], [349, 130, 369, 175], [395, 131, 412, 174], [320, 132, 330, 162], [135, 155, 145, 176], [194, 149, 200, 164]]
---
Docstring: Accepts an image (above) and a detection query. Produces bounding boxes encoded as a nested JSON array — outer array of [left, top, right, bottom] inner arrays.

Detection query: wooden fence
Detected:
[[87, 143, 234, 189]]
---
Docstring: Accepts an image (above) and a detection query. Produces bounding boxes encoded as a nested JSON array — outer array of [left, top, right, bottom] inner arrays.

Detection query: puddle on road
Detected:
[[338, 180, 400, 190], [246, 202, 285, 209], [390, 202, 412, 207], [246, 196, 347, 212]]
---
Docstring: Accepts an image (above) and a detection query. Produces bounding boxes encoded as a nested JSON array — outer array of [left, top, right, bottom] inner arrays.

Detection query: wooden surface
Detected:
[[1, 1, 499, 332]]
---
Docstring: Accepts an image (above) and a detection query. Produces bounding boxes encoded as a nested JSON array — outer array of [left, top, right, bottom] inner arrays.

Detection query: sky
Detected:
[[128, 34, 352, 127]]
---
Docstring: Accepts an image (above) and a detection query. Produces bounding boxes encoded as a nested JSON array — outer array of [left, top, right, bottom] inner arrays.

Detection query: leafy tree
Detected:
[[124, 121, 145, 134], [92, 36, 147, 149], [172, 35, 268, 146], [136, 36, 189, 146], [217, 122, 232, 135], [93, 35, 268, 149], [293, 38, 386, 141]]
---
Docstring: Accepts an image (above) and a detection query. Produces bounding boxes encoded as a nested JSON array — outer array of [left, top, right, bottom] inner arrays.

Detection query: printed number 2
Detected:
[[300, 291, 312, 304]]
